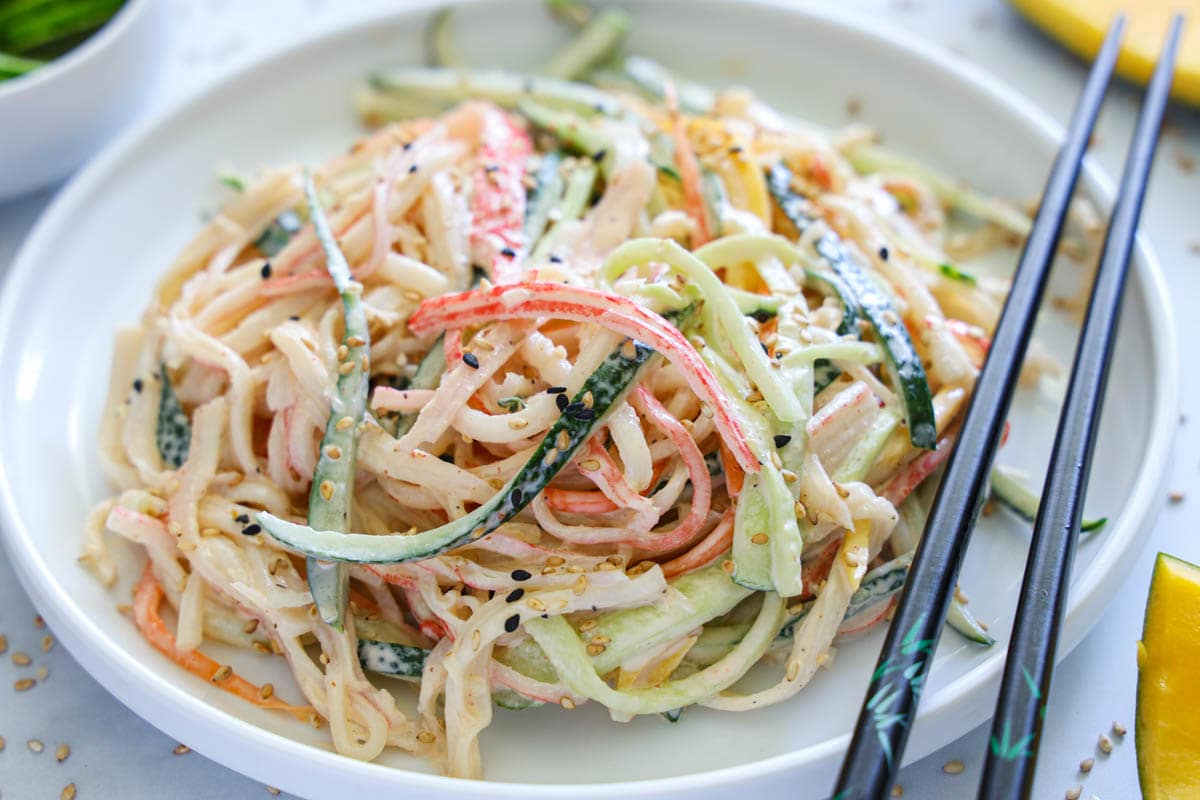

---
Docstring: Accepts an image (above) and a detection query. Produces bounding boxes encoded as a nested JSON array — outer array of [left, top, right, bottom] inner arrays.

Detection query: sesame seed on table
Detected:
[[0, 0, 1197, 798]]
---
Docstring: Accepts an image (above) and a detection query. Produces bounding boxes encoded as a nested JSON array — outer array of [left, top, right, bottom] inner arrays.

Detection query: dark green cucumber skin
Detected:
[[156, 364, 191, 469], [254, 210, 303, 257], [358, 639, 427, 678], [767, 164, 937, 450], [523, 151, 565, 251]]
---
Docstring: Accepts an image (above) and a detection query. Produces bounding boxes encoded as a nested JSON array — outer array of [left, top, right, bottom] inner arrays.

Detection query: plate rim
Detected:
[[0, 0, 1178, 796]]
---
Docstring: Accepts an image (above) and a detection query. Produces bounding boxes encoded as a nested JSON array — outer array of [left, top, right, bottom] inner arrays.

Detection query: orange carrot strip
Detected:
[[133, 565, 312, 722], [664, 79, 711, 246]]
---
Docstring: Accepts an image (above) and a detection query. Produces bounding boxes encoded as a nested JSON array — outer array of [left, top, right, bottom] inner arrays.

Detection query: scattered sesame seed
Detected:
[[242, 523, 262, 536], [308, 711, 322, 728], [786, 660, 800, 682], [586, 643, 606, 656], [890, 785, 903, 797], [462, 352, 480, 369], [235, 513, 250, 524], [549, 254, 563, 264], [417, 730, 436, 744], [325, 445, 342, 460], [261, 262, 272, 279], [28, 738, 44, 752], [12, 651, 31, 666], [507, 418, 529, 430], [259, 684, 274, 700], [62, 783, 77, 800], [526, 598, 547, 612], [592, 149, 607, 162], [511, 569, 532, 582], [319, 481, 335, 501], [212, 665, 233, 683], [34, 615, 44, 628], [174, 743, 191, 755], [505, 588, 525, 603], [1079, 757, 1094, 773], [267, 787, 281, 796], [555, 393, 569, 411], [722, 559, 735, 575], [579, 619, 598, 632], [56, 743, 70, 762], [751, 533, 769, 545], [579, 458, 600, 472], [133, 378, 144, 393], [0, 735, 4, 751], [0, 633, 6, 654], [556, 429, 571, 450], [559, 696, 576, 710], [499, 247, 516, 258], [1112, 721, 1127, 737], [773, 434, 792, 448], [336, 416, 354, 431], [408, 164, 418, 174], [573, 575, 589, 595], [14, 678, 35, 691], [504, 614, 520, 633], [36, 666, 48, 681], [1169, 491, 1185, 503], [942, 760, 965, 775], [337, 361, 356, 375], [1065, 786, 1082, 800], [1098, 733, 1113, 754], [621, 340, 638, 360]]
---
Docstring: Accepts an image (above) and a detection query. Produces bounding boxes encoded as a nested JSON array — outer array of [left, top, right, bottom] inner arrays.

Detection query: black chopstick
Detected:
[[977, 16, 1183, 800], [830, 18, 1127, 800]]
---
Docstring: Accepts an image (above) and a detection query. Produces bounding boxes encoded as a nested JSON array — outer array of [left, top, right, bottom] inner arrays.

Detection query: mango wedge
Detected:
[[1009, 1, 1200, 106], [1137, 552, 1200, 799]]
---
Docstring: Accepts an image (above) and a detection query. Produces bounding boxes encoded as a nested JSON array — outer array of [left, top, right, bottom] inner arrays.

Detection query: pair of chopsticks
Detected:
[[832, 14, 1183, 800]]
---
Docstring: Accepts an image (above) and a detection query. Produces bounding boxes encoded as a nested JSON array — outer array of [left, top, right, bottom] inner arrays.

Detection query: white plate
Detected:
[[0, 1, 1177, 797]]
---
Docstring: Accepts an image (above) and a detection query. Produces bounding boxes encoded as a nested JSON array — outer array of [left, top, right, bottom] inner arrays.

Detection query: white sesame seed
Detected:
[[14, 678, 35, 691], [1098, 733, 1113, 754], [36, 666, 48, 681], [890, 786, 903, 797], [942, 760, 965, 775], [0, 633, 7, 654], [266, 787, 281, 796], [1079, 757, 1094, 773], [1065, 786, 1082, 800], [12, 651, 31, 666], [1111, 720, 1127, 737], [56, 743, 70, 762], [174, 743, 191, 755], [28, 738, 44, 753], [559, 696, 576, 710], [62, 783, 77, 800]]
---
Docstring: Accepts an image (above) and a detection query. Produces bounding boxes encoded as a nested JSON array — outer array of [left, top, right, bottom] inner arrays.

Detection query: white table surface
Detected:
[[1, 0, 1196, 797]]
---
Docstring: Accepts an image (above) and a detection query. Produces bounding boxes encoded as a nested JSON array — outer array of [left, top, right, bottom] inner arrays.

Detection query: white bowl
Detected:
[[0, 1, 1176, 798], [0, 0, 164, 202]]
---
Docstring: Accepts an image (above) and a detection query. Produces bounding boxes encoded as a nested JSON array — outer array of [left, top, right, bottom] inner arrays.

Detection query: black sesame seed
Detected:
[[505, 588, 525, 603], [555, 393, 569, 411], [546, 386, 567, 395], [549, 255, 563, 264], [574, 407, 595, 421], [261, 261, 273, 279], [773, 434, 793, 448], [408, 164, 418, 174], [511, 569, 532, 582], [592, 149, 607, 162], [132, 378, 144, 393], [485, 164, 499, 173], [500, 247, 516, 258], [462, 352, 480, 369], [564, 401, 584, 416], [235, 514, 250, 524], [242, 524, 262, 536], [878, 246, 889, 261], [511, 487, 523, 506], [503, 614, 520, 633], [402, 141, 413, 151], [289, 315, 300, 321]]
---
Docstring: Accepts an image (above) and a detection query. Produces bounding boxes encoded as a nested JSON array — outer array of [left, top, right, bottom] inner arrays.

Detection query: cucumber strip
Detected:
[[302, 172, 372, 628], [156, 364, 191, 469], [804, 268, 860, 336], [260, 334, 661, 563], [0, 0, 123, 55], [357, 639, 427, 679], [523, 151, 566, 252], [530, 158, 598, 261], [367, 68, 620, 118], [831, 406, 900, 483], [946, 597, 995, 645], [843, 142, 1032, 237], [254, 210, 303, 257], [768, 163, 937, 449], [587, 563, 752, 675], [424, 8, 465, 67], [788, 341, 883, 366], [540, 6, 631, 80], [518, 100, 611, 168], [938, 262, 977, 285], [619, 55, 714, 115], [393, 336, 446, 438], [701, 348, 806, 596], [649, 132, 681, 182], [726, 286, 780, 321], [601, 238, 805, 424], [700, 168, 728, 240], [990, 464, 1106, 533], [525, 592, 784, 716]]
